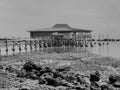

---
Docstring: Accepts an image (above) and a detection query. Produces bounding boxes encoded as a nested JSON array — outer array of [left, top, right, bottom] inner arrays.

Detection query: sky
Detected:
[[0, 0, 120, 38]]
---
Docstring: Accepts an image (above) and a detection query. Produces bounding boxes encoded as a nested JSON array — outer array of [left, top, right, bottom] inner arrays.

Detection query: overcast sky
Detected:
[[0, 0, 120, 38]]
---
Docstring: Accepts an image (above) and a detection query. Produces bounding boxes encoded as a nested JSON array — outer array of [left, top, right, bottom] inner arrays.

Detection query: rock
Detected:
[[109, 74, 118, 84], [42, 67, 53, 73], [19, 79, 26, 83], [65, 73, 76, 83], [90, 71, 100, 82], [46, 77, 60, 86], [90, 82, 101, 90], [101, 84, 114, 90], [0, 64, 4, 69], [113, 81, 120, 88], [56, 66, 71, 72], [61, 80, 74, 87], [90, 74, 100, 82], [35, 65, 43, 71], [42, 73, 54, 79], [31, 69, 40, 77], [23, 61, 38, 72], [14, 69, 20, 75], [29, 72, 39, 80], [76, 75, 90, 85], [19, 86, 31, 90], [41, 73, 57, 86], [39, 77, 47, 84], [0, 55, 2, 61], [53, 71, 64, 79], [84, 77, 91, 85], [5, 65, 15, 73], [74, 85, 88, 90], [17, 69, 27, 77]]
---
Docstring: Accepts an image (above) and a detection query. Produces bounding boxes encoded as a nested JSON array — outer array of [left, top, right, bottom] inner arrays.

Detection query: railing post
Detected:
[[5, 39, 8, 56]]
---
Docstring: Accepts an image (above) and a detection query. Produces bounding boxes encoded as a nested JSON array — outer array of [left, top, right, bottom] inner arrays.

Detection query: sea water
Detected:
[[0, 41, 120, 59]]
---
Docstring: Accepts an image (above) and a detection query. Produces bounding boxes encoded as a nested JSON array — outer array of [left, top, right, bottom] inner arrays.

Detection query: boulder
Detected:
[[113, 81, 120, 88], [90, 71, 100, 82], [23, 61, 38, 72], [90, 74, 100, 82], [46, 77, 60, 87], [109, 74, 118, 84]]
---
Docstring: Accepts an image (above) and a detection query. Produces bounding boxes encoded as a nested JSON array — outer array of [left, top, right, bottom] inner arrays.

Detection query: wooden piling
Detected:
[[34, 40, 37, 51], [18, 41, 21, 53], [5, 39, 8, 56], [29, 40, 32, 52], [24, 40, 27, 52], [12, 41, 15, 55]]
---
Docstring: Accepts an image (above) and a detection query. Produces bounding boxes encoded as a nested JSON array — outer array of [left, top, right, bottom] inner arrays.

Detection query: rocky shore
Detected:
[[0, 51, 120, 90]]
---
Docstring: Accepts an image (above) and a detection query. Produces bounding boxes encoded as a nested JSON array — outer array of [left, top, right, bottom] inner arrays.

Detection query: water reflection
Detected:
[[0, 41, 120, 58]]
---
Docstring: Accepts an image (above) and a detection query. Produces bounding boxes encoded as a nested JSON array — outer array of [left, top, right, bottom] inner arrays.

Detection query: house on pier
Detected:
[[28, 24, 92, 40]]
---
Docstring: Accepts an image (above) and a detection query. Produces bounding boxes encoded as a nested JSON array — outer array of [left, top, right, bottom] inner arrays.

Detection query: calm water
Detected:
[[0, 42, 120, 58], [92, 42, 120, 58]]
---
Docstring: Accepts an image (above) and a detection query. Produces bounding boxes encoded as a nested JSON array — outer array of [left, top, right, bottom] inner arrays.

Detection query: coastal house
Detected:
[[28, 24, 92, 40]]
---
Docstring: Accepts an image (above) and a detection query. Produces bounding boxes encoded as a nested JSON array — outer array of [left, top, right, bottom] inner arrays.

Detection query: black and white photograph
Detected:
[[0, 0, 120, 90]]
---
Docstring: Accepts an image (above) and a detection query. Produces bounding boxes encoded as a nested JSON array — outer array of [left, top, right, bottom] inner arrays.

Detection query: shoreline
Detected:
[[0, 51, 120, 90]]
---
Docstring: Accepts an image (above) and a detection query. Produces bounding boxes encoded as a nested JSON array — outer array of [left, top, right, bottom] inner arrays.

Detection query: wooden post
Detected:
[[0, 43, 1, 56], [39, 40, 42, 50], [12, 41, 15, 55], [18, 41, 21, 53], [5, 39, 8, 56], [29, 40, 32, 52], [0, 43, 1, 60], [34, 40, 37, 51], [107, 34, 109, 45], [25, 40, 27, 52]]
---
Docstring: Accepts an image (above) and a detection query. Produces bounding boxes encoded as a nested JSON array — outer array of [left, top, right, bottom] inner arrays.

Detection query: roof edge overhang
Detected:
[[27, 29, 92, 32]]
